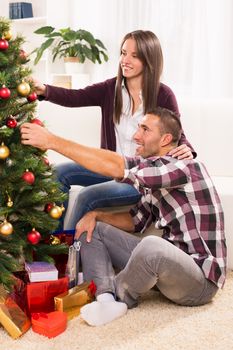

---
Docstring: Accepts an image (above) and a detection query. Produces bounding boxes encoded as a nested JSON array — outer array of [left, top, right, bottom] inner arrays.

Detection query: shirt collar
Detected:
[[121, 79, 142, 100]]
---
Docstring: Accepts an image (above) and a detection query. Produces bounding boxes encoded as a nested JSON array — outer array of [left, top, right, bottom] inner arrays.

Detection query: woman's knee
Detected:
[[77, 186, 99, 206], [55, 163, 72, 189], [55, 163, 69, 179]]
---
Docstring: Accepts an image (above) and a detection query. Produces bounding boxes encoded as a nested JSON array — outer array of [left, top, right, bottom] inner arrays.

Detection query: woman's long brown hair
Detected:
[[114, 30, 163, 124]]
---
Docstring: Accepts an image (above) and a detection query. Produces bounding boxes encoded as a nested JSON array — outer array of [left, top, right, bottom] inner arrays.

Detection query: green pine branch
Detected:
[[0, 17, 68, 291]]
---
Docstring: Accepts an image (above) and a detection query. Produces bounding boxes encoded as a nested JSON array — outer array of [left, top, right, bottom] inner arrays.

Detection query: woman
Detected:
[[34, 30, 195, 230]]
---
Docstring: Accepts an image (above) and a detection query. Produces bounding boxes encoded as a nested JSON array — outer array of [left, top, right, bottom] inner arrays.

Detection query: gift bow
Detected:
[[31, 312, 48, 320], [88, 280, 97, 296]]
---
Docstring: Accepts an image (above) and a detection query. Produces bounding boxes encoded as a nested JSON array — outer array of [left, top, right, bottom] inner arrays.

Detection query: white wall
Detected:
[[67, 0, 233, 99], [38, 102, 101, 164]]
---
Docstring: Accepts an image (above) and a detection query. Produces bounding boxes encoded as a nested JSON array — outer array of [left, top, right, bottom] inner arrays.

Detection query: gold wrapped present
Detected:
[[54, 281, 96, 320], [0, 285, 31, 339]]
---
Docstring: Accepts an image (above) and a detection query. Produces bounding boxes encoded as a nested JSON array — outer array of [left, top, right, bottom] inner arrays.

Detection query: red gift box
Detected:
[[10, 272, 29, 315], [49, 231, 74, 277], [31, 311, 67, 338], [26, 277, 68, 314], [53, 231, 74, 245]]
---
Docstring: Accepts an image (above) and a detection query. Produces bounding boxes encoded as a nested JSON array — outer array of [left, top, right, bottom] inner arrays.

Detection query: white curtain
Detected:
[[70, 0, 233, 98]]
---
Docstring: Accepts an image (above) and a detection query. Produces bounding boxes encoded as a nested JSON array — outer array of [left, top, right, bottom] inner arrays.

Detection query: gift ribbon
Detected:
[[31, 312, 48, 320], [88, 280, 97, 296]]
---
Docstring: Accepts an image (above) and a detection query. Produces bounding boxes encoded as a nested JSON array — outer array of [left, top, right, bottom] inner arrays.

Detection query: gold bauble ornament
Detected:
[[0, 220, 13, 235], [17, 81, 31, 97], [7, 197, 13, 207], [0, 142, 10, 159], [3, 30, 12, 41], [49, 205, 63, 219], [49, 235, 61, 245]]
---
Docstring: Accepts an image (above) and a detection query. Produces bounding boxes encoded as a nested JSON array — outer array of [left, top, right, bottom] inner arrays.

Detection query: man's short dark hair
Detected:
[[147, 107, 182, 144]]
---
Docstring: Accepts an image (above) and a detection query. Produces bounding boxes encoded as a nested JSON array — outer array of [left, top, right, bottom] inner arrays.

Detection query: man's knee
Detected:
[[78, 232, 88, 245], [78, 222, 103, 246], [132, 236, 165, 261]]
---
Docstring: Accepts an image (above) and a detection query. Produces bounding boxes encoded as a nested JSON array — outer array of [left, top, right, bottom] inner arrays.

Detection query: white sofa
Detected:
[[38, 98, 233, 269]]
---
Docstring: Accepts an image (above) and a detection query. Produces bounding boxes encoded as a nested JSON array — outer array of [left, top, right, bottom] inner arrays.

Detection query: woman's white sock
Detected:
[[80, 293, 127, 326]]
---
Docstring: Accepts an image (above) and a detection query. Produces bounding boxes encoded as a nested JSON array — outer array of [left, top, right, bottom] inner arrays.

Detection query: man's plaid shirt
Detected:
[[121, 155, 227, 288]]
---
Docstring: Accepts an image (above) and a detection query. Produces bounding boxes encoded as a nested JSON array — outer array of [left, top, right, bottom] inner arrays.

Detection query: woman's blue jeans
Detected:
[[55, 161, 141, 230]]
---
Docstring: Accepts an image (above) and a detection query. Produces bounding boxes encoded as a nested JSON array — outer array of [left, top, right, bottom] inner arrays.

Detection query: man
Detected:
[[21, 107, 226, 327]]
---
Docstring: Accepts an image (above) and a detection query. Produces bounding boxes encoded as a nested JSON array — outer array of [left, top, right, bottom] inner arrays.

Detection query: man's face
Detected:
[[133, 114, 163, 158]]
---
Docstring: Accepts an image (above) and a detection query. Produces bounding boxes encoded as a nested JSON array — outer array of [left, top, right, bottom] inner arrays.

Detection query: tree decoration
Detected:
[[3, 30, 12, 41], [6, 116, 17, 128], [0, 142, 10, 159], [17, 81, 31, 97], [0, 86, 11, 99], [27, 228, 41, 245], [43, 157, 50, 166], [6, 158, 13, 167], [7, 196, 13, 207], [30, 118, 44, 126], [19, 49, 27, 63], [44, 202, 54, 213], [0, 18, 68, 291], [22, 169, 35, 185], [0, 220, 13, 235], [0, 38, 9, 50], [27, 92, 38, 102], [49, 205, 65, 219], [49, 235, 61, 245]]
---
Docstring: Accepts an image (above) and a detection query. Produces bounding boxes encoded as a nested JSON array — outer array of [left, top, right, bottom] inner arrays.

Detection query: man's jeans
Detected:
[[55, 161, 141, 230], [79, 222, 218, 308]]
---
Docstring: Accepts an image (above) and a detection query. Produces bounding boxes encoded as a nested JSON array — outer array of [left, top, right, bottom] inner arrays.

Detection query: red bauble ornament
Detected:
[[0, 86, 11, 99], [19, 49, 27, 63], [43, 157, 50, 166], [0, 39, 9, 50], [22, 170, 35, 185], [6, 117, 17, 128], [44, 203, 54, 213], [27, 92, 38, 102], [30, 118, 44, 126], [27, 228, 41, 245]]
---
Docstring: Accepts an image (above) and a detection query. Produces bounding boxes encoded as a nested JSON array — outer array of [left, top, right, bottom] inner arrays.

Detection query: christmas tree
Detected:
[[0, 17, 68, 290]]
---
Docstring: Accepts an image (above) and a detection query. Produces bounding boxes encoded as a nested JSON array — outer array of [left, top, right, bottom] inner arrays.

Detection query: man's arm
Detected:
[[75, 210, 135, 242], [20, 123, 125, 178], [94, 211, 134, 231]]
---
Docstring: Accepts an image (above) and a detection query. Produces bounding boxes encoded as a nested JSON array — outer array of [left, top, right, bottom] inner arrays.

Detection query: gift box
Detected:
[[25, 261, 58, 282], [10, 272, 29, 315], [49, 230, 75, 277], [27, 276, 68, 314], [0, 285, 31, 339], [53, 230, 75, 245], [31, 311, 67, 338], [54, 281, 96, 320]]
